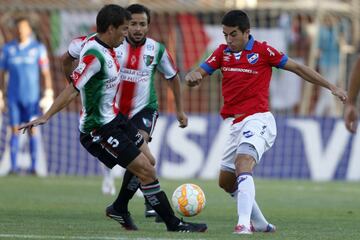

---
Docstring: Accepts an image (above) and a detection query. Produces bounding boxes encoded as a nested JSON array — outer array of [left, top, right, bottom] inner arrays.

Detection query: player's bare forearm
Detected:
[[62, 52, 76, 83], [347, 56, 360, 104], [168, 75, 188, 128], [284, 58, 347, 102]]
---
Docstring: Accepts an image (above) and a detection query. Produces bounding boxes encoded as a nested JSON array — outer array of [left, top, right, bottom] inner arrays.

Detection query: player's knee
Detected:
[[218, 178, 233, 193]]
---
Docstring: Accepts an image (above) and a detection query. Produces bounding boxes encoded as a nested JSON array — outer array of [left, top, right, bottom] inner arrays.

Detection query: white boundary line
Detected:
[[0, 234, 204, 240]]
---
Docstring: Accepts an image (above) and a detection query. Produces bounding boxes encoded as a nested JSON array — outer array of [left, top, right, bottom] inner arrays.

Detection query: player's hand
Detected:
[[185, 71, 202, 87], [18, 116, 48, 134], [344, 103, 358, 133], [176, 111, 188, 128], [330, 86, 347, 103], [40, 89, 54, 113]]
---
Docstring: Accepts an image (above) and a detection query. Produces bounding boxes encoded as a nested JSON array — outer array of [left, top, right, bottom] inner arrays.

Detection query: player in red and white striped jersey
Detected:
[[186, 10, 347, 234], [62, 4, 188, 221]]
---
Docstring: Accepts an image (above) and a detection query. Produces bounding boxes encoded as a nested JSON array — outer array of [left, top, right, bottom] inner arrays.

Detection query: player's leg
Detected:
[[219, 170, 275, 232], [24, 102, 41, 174], [8, 100, 20, 174], [115, 109, 158, 218]]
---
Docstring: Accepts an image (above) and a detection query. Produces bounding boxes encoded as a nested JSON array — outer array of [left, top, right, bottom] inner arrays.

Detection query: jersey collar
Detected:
[[224, 35, 255, 53], [95, 36, 111, 49]]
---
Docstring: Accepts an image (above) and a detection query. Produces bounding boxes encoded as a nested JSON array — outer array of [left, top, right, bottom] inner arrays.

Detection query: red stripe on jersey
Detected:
[[72, 54, 96, 86], [118, 45, 143, 116]]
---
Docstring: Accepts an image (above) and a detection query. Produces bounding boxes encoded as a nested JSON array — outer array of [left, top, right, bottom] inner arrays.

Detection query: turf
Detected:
[[0, 176, 359, 240]]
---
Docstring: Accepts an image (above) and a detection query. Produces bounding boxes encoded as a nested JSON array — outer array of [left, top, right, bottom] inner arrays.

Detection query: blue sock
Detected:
[[29, 135, 38, 171], [10, 134, 19, 171]]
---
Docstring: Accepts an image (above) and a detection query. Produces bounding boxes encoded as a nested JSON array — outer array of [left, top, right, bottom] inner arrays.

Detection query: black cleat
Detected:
[[155, 215, 163, 223], [167, 219, 207, 232], [106, 205, 138, 231], [144, 202, 157, 218]]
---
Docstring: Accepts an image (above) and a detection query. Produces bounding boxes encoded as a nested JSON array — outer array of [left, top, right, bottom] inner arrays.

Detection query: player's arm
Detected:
[[283, 57, 347, 103], [167, 74, 188, 128], [19, 84, 79, 132], [62, 51, 78, 83], [344, 56, 360, 133], [185, 67, 208, 87]]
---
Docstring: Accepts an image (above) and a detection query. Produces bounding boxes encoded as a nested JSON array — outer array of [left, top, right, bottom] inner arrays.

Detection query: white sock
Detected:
[[251, 200, 269, 230], [236, 173, 255, 228], [230, 191, 269, 230]]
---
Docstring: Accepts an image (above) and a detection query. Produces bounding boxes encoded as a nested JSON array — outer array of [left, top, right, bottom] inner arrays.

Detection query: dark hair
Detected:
[[96, 4, 131, 33], [126, 4, 151, 24], [14, 16, 31, 26], [221, 10, 250, 33]]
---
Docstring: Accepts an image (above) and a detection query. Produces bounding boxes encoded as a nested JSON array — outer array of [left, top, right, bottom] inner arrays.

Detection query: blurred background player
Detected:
[[314, 14, 341, 116], [19, 4, 207, 233], [0, 16, 53, 175], [185, 10, 347, 234], [62, 3, 188, 221], [344, 55, 360, 133]]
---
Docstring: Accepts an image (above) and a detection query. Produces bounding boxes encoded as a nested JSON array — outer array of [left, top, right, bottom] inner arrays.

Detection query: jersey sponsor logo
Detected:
[[221, 67, 258, 74], [267, 47, 275, 56], [246, 53, 259, 64], [208, 56, 216, 63], [119, 68, 150, 83], [142, 117, 152, 128], [243, 130, 254, 138], [143, 54, 154, 66]]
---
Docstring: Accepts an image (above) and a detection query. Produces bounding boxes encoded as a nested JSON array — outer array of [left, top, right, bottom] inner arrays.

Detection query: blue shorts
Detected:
[[8, 100, 39, 126]]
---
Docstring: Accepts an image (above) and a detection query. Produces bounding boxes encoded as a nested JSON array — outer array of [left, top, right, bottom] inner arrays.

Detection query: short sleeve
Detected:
[[157, 47, 178, 79], [262, 43, 288, 69], [199, 46, 223, 75], [71, 53, 101, 91], [38, 44, 50, 70], [68, 37, 85, 59]]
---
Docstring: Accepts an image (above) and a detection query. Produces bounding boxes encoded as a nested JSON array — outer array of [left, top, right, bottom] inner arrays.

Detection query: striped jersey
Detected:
[[68, 36, 178, 118], [71, 37, 120, 133]]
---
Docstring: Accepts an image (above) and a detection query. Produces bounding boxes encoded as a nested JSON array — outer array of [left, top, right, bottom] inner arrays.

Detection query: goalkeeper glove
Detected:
[[39, 88, 54, 113]]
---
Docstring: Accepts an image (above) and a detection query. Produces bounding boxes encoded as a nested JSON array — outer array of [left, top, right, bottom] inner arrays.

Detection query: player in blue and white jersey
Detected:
[[0, 17, 53, 174]]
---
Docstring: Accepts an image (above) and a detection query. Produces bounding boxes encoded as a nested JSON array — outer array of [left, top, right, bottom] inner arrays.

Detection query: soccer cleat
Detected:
[[250, 223, 276, 233], [233, 224, 252, 234], [144, 202, 157, 218], [155, 215, 163, 223], [167, 219, 207, 232], [105, 205, 138, 231]]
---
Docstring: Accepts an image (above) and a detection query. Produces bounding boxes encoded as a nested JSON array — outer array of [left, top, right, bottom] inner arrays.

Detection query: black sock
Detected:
[[141, 180, 180, 229], [113, 170, 139, 213]]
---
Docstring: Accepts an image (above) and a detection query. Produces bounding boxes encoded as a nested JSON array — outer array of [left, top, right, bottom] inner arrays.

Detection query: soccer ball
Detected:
[[171, 183, 206, 217]]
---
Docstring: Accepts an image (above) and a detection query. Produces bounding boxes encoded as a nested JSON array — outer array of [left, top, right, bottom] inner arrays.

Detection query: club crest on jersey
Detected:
[[143, 55, 154, 66], [243, 130, 254, 138], [247, 53, 259, 64], [142, 117, 152, 128]]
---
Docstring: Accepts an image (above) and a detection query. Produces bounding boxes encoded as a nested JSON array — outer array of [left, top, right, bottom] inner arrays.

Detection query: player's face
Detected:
[[127, 12, 149, 44], [222, 25, 250, 52], [111, 21, 129, 48], [16, 20, 32, 42]]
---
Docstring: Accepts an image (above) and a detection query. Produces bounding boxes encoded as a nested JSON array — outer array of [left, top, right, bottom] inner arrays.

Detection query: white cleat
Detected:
[[102, 178, 116, 196], [233, 224, 252, 234]]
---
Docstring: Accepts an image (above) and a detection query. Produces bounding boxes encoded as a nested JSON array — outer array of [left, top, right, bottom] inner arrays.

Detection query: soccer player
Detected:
[[62, 3, 188, 224], [344, 55, 360, 133], [0, 16, 53, 175], [20, 4, 206, 233], [185, 10, 347, 234]]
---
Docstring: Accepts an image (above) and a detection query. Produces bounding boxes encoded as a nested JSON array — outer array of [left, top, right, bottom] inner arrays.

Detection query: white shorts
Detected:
[[220, 112, 277, 172]]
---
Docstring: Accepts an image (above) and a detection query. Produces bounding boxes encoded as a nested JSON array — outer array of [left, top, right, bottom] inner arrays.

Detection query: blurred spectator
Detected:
[[314, 15, 340, 116], [0, 16, 53, 175]]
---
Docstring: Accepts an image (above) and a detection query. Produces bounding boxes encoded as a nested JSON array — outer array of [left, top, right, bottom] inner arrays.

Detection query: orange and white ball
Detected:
[[171, 183, 206, 217]]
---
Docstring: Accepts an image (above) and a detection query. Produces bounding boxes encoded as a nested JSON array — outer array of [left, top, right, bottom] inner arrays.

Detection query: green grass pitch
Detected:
[[0, 176, 359, 240]]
